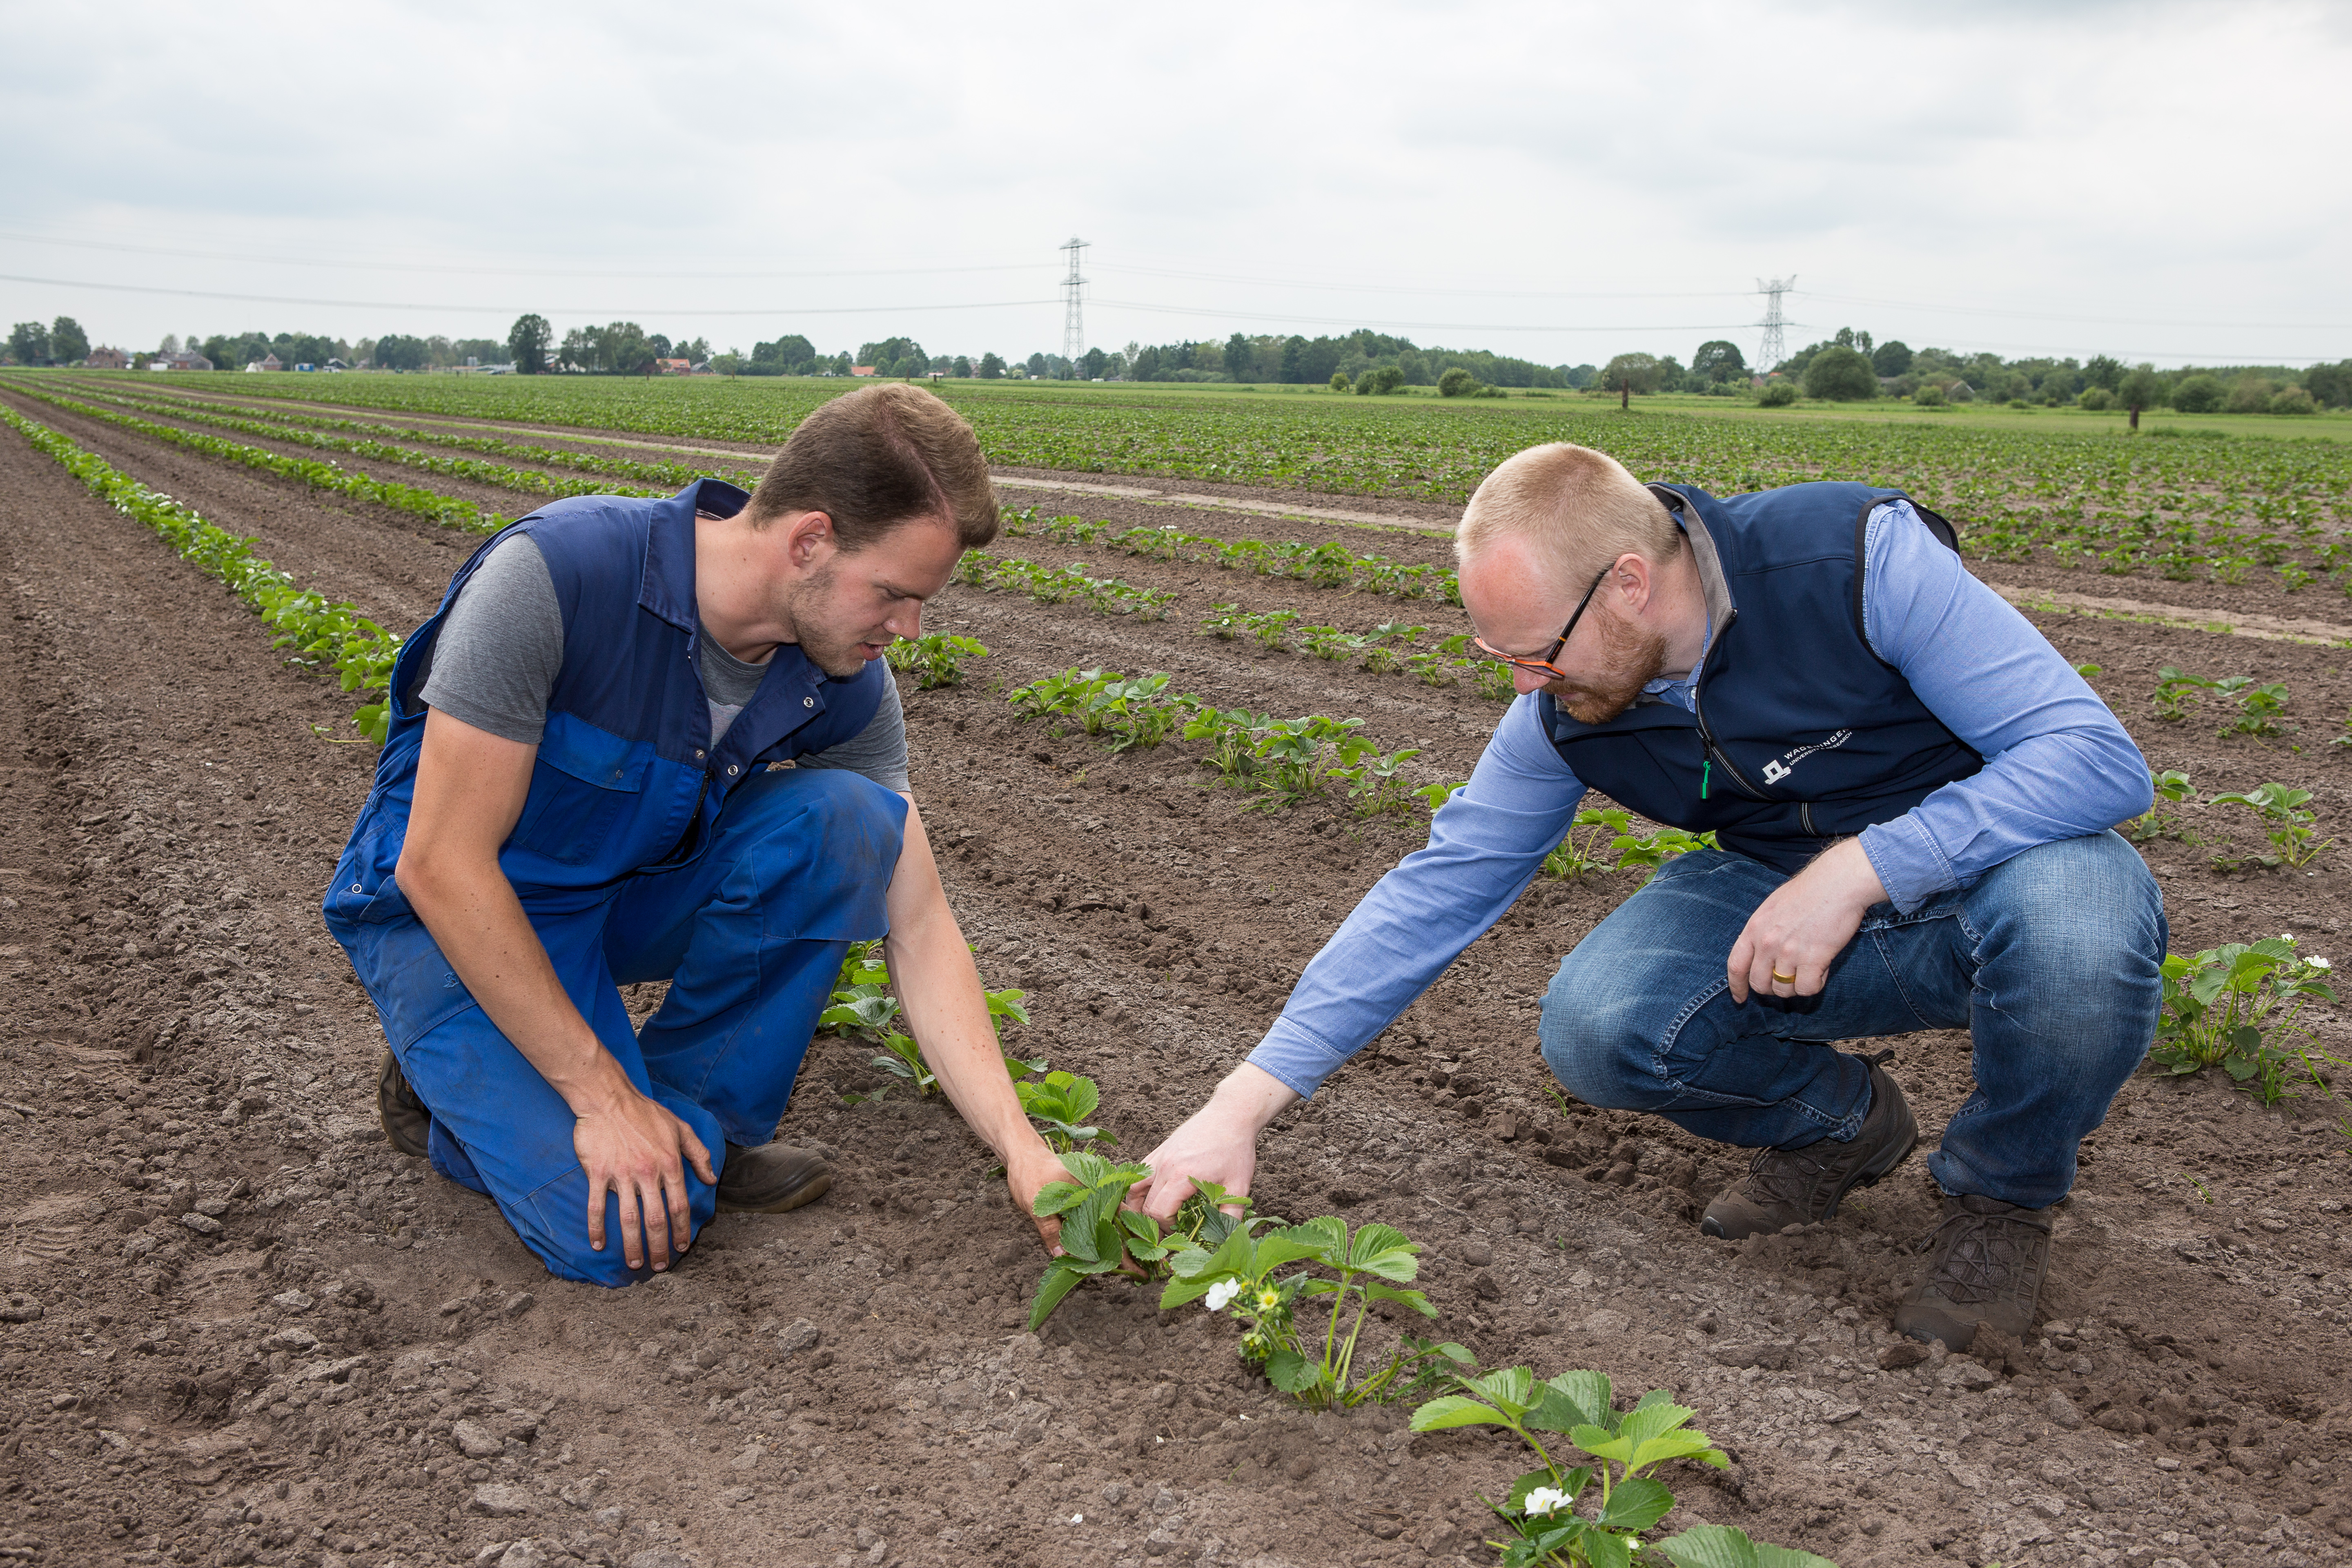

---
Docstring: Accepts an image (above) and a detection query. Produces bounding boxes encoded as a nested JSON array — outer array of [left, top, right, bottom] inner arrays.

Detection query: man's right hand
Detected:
[[575, 1087, 718, 1272], [1131, 1062, 1299, 1223]]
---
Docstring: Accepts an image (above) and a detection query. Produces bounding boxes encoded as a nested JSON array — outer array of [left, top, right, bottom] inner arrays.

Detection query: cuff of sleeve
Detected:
[[1244, 1015, 1349, 1102], [1858, 815, 1956, 915]]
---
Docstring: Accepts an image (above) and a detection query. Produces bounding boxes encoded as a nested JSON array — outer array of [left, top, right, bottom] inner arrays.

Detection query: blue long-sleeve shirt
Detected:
[[1245, 500, 2154, 1100]]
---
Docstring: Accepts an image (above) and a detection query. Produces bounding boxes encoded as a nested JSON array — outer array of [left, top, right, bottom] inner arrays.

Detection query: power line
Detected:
[[0, 272, 1058, 318]]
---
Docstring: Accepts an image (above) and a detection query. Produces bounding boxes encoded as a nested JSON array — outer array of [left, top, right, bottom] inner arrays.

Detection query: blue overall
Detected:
[[323, 480, 904, 1287]]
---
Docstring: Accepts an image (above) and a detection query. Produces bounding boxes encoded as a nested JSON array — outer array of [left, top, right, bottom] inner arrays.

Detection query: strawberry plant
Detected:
[[2152, 667, 2211, 724], [2124, 769, 2197, 843], [1015, 1069, 1116, 1152], [884, 632, 989, 689], [1331, 745, 1426, 816], [1165, 1215, 1469, 1408], [1025, 1160, 1260, 1330], [826, 941, 1030, 1103], [2213, 676, 2290, 737], [1411, 1369, 1831, 1568], [1545, 809, 1722, 882], [2154, 934, 2337, 1104], [2210, 782, 2330, 870]]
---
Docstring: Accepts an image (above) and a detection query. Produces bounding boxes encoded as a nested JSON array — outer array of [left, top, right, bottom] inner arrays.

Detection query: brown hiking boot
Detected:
[[716, 1143, 833, 1214], [1700, 1054, 1918, 1240], [1893, 1194, 2055, 1350], [377, 1051, 430, 1159]]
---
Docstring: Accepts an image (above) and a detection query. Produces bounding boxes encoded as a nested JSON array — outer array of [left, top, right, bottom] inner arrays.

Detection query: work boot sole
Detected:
[[377, 1051, 430, 1160], [715, 1145, 834, 1215]]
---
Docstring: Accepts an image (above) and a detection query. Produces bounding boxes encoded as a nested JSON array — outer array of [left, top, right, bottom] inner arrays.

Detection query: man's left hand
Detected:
[[1726, 837, 1887, 1003], [1003, 1142, 1067, 1256]]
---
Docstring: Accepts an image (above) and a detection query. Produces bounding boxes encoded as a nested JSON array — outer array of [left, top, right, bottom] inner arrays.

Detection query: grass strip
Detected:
[[60, 376, 739, 496], [2, 405, 402, 742], [0, 376, 508, 535]]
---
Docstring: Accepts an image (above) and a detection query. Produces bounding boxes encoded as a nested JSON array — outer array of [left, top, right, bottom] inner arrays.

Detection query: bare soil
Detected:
[[2, 398, 2350, 1568]]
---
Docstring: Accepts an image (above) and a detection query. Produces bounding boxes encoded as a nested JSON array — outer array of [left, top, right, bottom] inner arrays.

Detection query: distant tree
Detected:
[[1802, 346, 1878, 401], [374, 333, 430, 371], [2225, 376, 2276, 414], [1329, 370, 1352, 392], [508, 315, 551, 373], [1276, 335, 1305, 383], [648, 334, 674, 362], [158, 333, 180, 356], [49, 316, 88, 364], [2270, 386, 2318, 415], [711, 352, 743, 376], [2114, 364, 2165, 430], [1599, 352, 1664, 408], [2076, 388, 2112, 411], [1870, 339, 1913, 378], [952, 355, 973, 378], [2083, 354, 2124, 392], [2170, 374, 2224, 414], [1225, 332, 1254, 381], [1354, 365, 1405, 395], [1437, 366, 1479, 397], [1692, 340, 1747, 385], [1757, 381, 1798, 408], [829, 352, 852, 375], [1082, 347, 1107, 379], [1912, 383, 1947, 408], [676, 338, 709, 364], [1026, 353, 1048, 378], [976, 352, 1004, 380], [1564, 363, 1597, 390], [7, 321, 49, 365], [2303, 361, 2352, 408]]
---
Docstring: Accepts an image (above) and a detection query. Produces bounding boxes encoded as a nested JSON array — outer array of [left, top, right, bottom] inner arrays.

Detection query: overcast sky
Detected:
[[4, 0, 2347, 370]]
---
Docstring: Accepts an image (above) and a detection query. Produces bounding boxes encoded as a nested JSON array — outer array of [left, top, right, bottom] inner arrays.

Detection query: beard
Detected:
[[778, 563, 880, 679], [1545, 608, 1670, 724]]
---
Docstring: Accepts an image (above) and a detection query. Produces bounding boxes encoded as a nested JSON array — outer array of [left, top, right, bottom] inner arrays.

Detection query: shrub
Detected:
[[1755, 381, 1797, 408], [1912, 383, 1947, 408], [2172, 374, 2225, 414], [1356, 364, 1405, 396], [1438, 366, 1479, 397], [1802, 345, 1878, 401], [1328, 370, 1352, 392], [2226, 377, 2277, 414], [2271, 385, 2318, 416], [2077, 387, 2112, 410]]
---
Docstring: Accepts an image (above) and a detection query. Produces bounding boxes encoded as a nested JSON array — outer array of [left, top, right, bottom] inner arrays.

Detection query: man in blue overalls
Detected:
[[1138, 442, 2166, 1350], [325, 385, 1064, 1286]]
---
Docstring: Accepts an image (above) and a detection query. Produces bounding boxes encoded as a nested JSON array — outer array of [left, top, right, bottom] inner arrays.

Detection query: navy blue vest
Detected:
[[1540, 481, 1980, 875], [326, 479, 886, 923]]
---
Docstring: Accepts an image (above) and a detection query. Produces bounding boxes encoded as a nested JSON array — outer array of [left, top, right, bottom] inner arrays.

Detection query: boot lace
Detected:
[[1924, 1208, 2045, 1307]]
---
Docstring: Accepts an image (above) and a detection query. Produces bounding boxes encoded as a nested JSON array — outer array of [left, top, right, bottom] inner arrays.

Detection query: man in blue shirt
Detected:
[[1138, 443, 2165, 1349]]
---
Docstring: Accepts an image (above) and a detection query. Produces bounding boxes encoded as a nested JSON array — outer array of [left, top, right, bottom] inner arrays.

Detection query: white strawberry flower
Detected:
[[1523, 1486, 1570, 1518], [1205, 1279, 1242, 1312]]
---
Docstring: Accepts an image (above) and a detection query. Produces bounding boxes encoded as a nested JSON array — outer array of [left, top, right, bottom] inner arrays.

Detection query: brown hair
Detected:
[[745, 383, 999, 550], [1455, 442, 1680, 583]]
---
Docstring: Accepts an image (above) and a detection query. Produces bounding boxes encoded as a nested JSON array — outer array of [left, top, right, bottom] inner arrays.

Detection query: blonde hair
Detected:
[[1455, 443, 1680, 583]]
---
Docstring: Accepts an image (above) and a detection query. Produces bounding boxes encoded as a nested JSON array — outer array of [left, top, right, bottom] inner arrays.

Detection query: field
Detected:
[[0, 368, 2349, 1568]]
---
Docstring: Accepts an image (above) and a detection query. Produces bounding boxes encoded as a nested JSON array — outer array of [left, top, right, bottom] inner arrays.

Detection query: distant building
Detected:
[[850, 365, 878, 377], [655, 358, 692, 375], [147, 350, 214, 371], [245, 353, 283, 372], [84, 347, 129, 370]]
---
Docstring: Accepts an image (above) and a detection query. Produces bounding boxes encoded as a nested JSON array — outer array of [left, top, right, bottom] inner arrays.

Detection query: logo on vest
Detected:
[[1759, 729, 1854, 787]]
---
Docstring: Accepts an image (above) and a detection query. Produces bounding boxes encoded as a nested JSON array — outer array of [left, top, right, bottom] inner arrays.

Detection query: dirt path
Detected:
[[1, 415, 2348, 1568]]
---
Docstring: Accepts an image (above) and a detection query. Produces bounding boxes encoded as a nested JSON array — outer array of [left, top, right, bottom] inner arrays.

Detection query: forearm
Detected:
[[1205, 1062, 1300, 1134], [885, 902, 1041, 1163], [396, 849, 628, 1114]]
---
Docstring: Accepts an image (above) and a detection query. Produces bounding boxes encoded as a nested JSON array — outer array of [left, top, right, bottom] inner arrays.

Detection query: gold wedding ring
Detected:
[[1771, 968, 1798, 984]]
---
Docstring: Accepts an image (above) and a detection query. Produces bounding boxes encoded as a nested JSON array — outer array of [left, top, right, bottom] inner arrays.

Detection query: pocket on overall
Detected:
[[509, 715, 653, 867], [344, 911, 481, 1050]]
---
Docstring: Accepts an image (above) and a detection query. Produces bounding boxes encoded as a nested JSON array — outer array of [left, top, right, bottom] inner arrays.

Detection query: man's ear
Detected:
[[785, 510, 837, 570], [1612, 550, 1656, 614]]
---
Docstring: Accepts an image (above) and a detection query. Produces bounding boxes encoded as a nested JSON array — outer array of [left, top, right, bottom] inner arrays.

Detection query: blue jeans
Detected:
[[331, 767, 905, 1287], [1536, 831, 2166, 1209]]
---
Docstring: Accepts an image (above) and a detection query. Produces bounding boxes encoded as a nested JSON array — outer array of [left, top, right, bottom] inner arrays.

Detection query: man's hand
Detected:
[[575, 1087, 718, 1272], [1726, 837, 1888, 1003], [1004, 1142, 1069, 1256], [1131, 1063, 1299, 1223]]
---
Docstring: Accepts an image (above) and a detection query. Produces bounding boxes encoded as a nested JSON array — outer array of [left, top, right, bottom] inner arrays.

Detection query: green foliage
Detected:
[[2209, 676, 2290, 737], [1409, 1369, 1825, 1568], [1164, 1214, 1460, 1408], [2152, 666, 2211, 724], [1439, 367, 1479, 397], [826, 940, 1030, 1104], [2171, 374, 2225, 414], [884, 632, 989, 688], [1, 408, 403, 741], [2210, 782, 2330, 870], [2154, 935, 2338, 1107], [1802, 346, 1878, 402], [1330, 371, 1352, 392], [1026, 1159, 1263, 1330], [1014, 1069, 1116, 1152], [1008, 667, 1184, 752], [2124, 769, 2197, 844], [1755, 382, 1797, 408], [1544, 808, 1721, 883]]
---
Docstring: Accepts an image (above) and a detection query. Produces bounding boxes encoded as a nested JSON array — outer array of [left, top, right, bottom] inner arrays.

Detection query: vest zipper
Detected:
[[1690, 612, 1765, 801]]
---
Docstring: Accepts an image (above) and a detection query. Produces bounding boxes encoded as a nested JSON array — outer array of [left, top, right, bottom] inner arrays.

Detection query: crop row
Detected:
[[952, 549, 1178, 620], [62, 376, 756, 494], [35, 379, 668, 508], [4, 408, 401, 739], [143, 370, 2352, 545], [0, 378, 503, 535], [1000, 508, 1461, 602]]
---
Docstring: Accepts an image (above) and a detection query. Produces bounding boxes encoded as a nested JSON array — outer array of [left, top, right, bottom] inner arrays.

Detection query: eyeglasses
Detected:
[[1471, 566, 1611, 679]]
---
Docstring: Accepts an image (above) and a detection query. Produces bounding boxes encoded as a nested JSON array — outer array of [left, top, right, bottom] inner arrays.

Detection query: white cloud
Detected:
[[2, 0, 2345, 366]]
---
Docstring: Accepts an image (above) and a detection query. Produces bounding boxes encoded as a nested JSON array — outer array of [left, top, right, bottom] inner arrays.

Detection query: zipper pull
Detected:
[[1702, 760, 1711, 800]]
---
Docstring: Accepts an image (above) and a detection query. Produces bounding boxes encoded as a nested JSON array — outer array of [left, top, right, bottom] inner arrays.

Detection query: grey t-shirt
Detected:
[[415, 534, 910, 791]]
